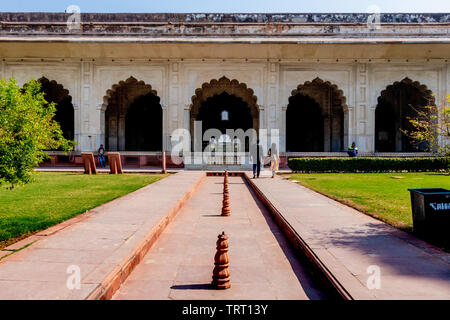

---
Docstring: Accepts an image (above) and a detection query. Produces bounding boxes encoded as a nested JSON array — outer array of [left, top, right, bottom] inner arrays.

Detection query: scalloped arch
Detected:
[[102, 76, 159, 108], [289, 77, 348, 111], [190, 76, 259, 119], [379, 77, 435, 105], [38, 77, 72, 102]]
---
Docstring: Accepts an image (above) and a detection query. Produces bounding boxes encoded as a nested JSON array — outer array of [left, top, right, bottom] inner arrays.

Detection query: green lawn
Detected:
[[0, 172, 166, 248], [288, 172, 450, 231]]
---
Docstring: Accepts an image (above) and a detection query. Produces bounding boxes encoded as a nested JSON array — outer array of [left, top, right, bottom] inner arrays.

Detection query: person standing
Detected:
[[250, 140, 263, 179], [269, 143, 279, 178], [98, 144, 106, 168]]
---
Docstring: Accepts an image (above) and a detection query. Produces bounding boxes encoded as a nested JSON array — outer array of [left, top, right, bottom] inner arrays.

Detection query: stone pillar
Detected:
[[98, 103, 106, 147], [162, 105, 168, 151], [80, 61, 94, 151], [108, 115, 118, 151], [162, 150, 167, 173], [168, 61, 180, 152], [118, 115, 125, 151], [73, 104, 80, 152], [258, 105, 265, 131], [184, 106, 190, 131], [280, 106, 287, 153], [356, 63, 369, 152], [368, 106, 377, 152], [267, 61, 280, 151], [347, 106, 355, 150], [343, 108, 350, 150], [331, 114, 342, 151]]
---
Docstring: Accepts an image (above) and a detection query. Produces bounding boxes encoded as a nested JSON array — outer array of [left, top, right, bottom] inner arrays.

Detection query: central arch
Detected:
[[190, 77, 260, 150]]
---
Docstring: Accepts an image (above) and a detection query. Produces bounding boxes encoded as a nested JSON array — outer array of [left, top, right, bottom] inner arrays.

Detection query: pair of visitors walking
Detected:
[[250, 141, 279, 179]]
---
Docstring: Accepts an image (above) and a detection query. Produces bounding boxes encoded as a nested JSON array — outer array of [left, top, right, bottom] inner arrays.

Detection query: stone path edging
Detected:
[[244, 173, 359, 300]]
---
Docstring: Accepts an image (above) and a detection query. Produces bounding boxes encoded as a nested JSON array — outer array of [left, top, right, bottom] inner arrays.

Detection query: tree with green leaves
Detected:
[[0, 78, 73, 189], [404, 94, 450, 157]]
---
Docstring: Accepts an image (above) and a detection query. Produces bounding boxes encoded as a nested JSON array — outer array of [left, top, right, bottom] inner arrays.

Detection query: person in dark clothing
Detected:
[[250, 140, 263, 178], [98, 144, 106, 168], [348, 142, 358, 157]]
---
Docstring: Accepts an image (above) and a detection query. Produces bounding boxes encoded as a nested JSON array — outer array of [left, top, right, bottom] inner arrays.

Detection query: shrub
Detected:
[[288, 157, 449, 173], [0, 78, 73, 189]]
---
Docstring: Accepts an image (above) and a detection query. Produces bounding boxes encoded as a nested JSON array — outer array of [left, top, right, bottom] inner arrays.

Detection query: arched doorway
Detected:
[[125, 93, 162, 151], [287, 78, 346, 152], [196, 92, 253, 136], [190, 77, 259, 151], [104, 77, 162, 151], [38, 77, 74, 141], [287, 94, 324, 152], [375, 78, 434, 152]]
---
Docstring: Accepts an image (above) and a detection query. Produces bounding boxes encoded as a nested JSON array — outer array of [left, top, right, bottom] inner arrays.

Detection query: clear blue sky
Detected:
[[1, 0, 449, 13]]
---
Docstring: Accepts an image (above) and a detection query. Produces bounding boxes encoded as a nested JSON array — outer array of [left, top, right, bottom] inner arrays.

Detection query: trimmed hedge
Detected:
[[288, 157, 450, 173]]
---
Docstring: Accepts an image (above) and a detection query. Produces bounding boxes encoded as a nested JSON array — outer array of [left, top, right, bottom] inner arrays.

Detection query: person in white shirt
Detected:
[[268, 143, 279, 178]]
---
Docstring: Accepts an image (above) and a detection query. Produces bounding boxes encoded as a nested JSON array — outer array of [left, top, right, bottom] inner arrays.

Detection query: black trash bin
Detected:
[[408, 188, 450, 242]]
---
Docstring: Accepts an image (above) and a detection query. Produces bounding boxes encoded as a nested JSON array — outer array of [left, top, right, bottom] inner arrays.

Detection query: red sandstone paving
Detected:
[[113, 176, 327, 300], [250, 174, 450, 300], [0, 172, 204, 300]]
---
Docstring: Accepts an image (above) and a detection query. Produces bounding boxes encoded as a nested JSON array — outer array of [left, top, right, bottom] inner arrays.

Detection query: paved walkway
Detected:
[[249, 174, 450, 300], [113, 176, 327, 300], [0, 171, 204, 300]]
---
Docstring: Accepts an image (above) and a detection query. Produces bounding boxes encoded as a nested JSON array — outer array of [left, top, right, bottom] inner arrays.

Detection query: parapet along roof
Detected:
[[0, 13, 449, 43]]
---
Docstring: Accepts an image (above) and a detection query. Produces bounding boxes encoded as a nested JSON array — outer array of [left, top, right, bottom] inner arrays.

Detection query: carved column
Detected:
[[118, 115, 126, 151], [162, 104, 168, 151], [168, 61, 180, 152], [267, 61, 280, 151], [184, 105, 190, 131], [280, 106, 287, 153], [80, 61, 93, 151], [356, 63, 369, 151], [97, 103, 105, 148]]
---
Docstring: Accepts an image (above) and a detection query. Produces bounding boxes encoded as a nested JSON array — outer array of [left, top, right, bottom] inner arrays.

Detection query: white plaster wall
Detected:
[[92, 63, 167, 151], [1, 58, 447, 154]]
